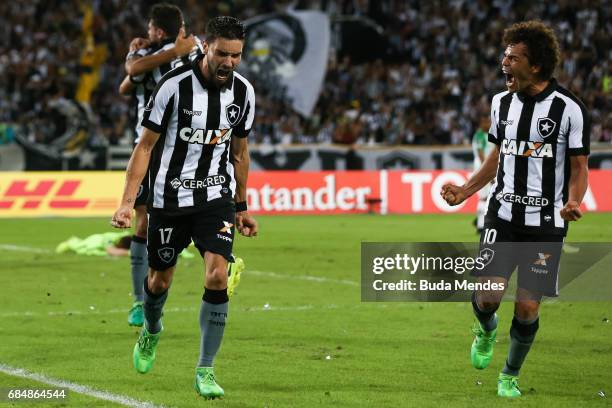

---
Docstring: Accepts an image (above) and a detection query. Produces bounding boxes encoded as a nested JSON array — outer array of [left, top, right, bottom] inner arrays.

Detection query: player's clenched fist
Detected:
[[236, 212, 258, 237], [560, 200, 582, 221], [111, 205, 133, 228], [440, 183, 469, 206]]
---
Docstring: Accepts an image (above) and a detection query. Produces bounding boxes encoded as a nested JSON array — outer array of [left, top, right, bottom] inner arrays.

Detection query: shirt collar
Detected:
[[516, 78, 557, 103], [150, 38, 174, 52]]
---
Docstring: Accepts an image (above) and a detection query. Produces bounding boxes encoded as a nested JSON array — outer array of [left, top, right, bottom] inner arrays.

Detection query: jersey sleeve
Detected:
[[567, 101, 591, 156], [141, 78, 176, 134], [487, 95, 501, 145], [129, 48, 150, 83], [233, 83, 256, 138]]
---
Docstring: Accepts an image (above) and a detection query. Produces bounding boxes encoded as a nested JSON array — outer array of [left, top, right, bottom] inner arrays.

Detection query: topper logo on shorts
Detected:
[[179, 127, 233, 145], [531, 252, 551, 274], [501, 139, 553, 158], [534, 252, 551, 266], [169, 175, 226, 190], [219, 221, 233, 234], [217, 221, 234, 242]]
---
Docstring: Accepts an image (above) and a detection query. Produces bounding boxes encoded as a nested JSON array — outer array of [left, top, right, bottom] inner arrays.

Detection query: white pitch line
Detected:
[[0, 304, 323, 318], [0, 244, 360, 287], [249, 270, 359, 286], [0, 244, 52, 254], [0, 363, 165, 408]]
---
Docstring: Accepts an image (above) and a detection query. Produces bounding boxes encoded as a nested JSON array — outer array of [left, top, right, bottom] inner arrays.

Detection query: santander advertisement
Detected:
[[0, 170, 609, 216], [246, 170, 611, 215]]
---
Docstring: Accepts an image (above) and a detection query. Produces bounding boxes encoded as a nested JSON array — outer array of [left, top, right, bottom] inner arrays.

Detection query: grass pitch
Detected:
[[0, 213, 611, 407]]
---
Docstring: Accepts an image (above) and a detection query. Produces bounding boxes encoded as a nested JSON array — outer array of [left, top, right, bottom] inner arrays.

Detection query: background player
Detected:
[[471, 114, 493, 233], [112, 16, 256, 399], [118, 3, 196, 327], [441, 20, 590, 398]]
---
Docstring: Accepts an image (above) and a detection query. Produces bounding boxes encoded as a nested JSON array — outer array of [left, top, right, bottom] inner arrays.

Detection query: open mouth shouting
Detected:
[[503, 70, 516, 90], [215, 67, 232, 83]]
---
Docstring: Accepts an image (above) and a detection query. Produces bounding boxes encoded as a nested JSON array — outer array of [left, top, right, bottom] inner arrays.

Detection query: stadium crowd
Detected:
[[1, 0, 610, 147]]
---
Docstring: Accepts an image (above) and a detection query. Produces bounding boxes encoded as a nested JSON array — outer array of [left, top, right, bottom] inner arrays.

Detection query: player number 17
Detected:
[[159, 228, 173, 244]]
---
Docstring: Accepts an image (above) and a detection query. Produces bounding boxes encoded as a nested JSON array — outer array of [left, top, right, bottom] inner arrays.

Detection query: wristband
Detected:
[[236, 201, 247, 212]]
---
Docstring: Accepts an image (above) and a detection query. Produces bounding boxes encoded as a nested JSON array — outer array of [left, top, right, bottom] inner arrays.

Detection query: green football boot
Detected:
[[128, 301, 144, 327], [498, 373, 521, 397], [470, 322, 497, 369], [133, 327, 161, 374], [194, 367, 225, 399], [227, 257, 245, 297]]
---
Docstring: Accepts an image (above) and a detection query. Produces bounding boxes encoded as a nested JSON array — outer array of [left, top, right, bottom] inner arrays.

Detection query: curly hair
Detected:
[[503, 20, 561, 81]]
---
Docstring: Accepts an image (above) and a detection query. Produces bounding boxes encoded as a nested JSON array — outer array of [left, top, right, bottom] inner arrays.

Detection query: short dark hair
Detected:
[[206, 16, 245, 42], [503, 20, 561, 81], [150, 3, 183, 38]]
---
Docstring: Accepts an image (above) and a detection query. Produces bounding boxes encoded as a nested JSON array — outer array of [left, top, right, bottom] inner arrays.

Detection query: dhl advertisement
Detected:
[[0, 170, 610, 217], [0, 172, 123, 217]]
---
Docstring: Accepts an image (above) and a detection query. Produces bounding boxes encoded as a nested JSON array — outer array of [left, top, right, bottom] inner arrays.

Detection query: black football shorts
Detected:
[[473, 217, 564, 297], [147, 204, 236, 270]]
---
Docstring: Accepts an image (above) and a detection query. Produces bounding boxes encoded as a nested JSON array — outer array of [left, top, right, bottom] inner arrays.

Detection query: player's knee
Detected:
[[478, 300, 501, 313], [514, 301, 540, 321], [206, 266, 228, 289], [148, 273, 171, 294]]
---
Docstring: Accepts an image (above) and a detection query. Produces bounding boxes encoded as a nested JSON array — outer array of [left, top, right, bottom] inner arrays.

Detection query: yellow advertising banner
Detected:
[[0, 172, 124, 217]]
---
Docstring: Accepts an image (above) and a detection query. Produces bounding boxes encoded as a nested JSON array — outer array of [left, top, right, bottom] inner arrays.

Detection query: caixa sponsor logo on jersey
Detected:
[[501, 139, 553, 158], [179, 127, 232, 145], [170, 175, 227, 190], [495, 192, 550, 207]]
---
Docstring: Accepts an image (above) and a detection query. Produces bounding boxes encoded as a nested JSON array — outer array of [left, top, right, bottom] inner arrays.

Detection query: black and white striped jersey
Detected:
[[141, 54, 255, 215], [130, 38, 203, 142], [486, 79, 590, 235]]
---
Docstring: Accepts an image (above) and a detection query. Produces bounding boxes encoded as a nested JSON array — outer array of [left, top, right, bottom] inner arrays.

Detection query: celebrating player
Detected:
[[112, 16, 256, 399], [441, 21, 590, 397]]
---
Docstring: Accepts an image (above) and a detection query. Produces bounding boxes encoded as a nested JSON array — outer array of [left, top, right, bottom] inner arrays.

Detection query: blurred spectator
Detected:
[[1, 0, 610, 150]]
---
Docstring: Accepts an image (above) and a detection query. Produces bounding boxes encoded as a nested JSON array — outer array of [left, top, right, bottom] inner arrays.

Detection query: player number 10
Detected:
[[483, 228, 497, 244]]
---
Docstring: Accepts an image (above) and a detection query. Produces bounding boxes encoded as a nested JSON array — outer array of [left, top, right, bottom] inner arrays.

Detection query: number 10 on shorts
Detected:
[[159, 228, 173, 244]]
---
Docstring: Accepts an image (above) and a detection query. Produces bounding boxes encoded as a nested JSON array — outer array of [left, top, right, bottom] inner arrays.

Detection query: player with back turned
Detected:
[[112, 16, 257, 399], [118, 3, 197, 327], [441, 21, 590, 397]]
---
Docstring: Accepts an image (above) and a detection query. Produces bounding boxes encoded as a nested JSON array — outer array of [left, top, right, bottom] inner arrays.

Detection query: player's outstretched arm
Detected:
[[125, 28, 196, 76], [111, 128, 160, 228], [560, 155, 588, 221], [231, 136, 257, 237], [441, 145, 500, 206]]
